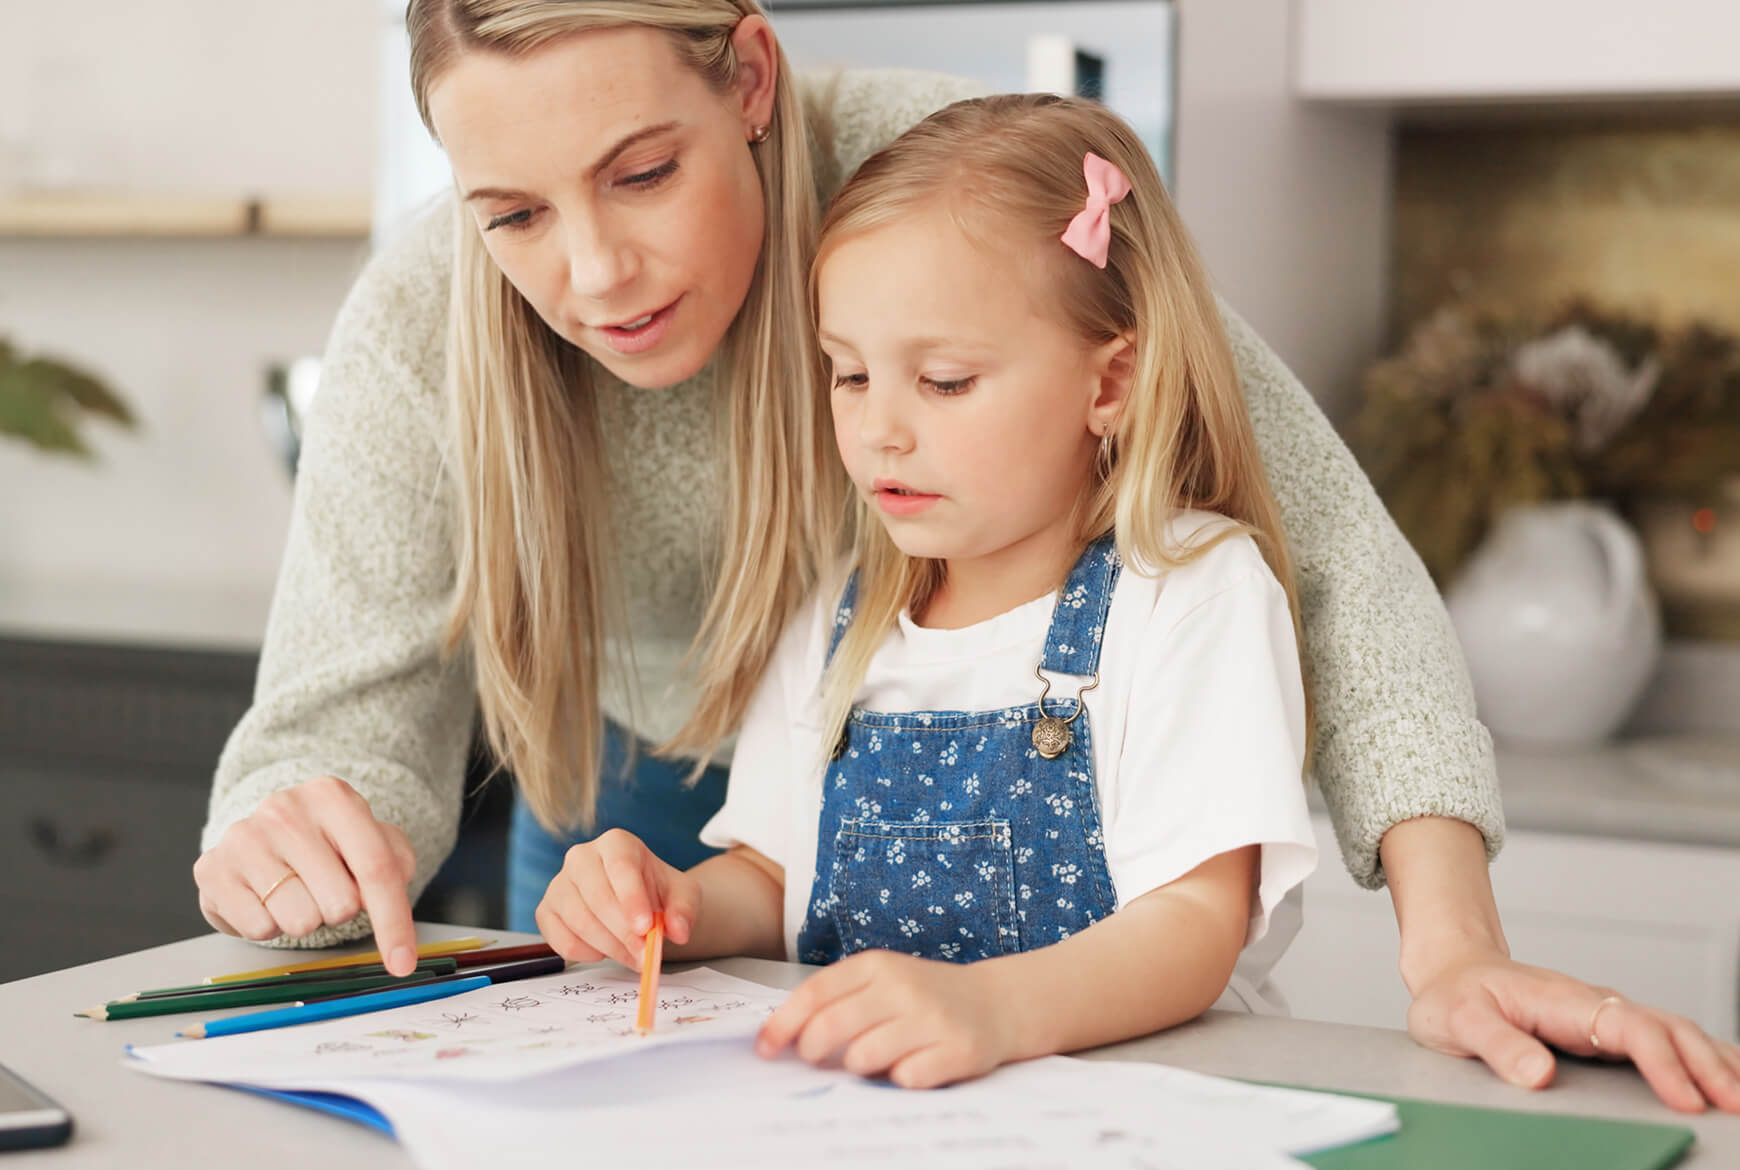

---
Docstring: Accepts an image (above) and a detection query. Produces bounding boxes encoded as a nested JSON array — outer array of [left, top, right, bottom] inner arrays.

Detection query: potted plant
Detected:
[[0, 337, 136, 456]]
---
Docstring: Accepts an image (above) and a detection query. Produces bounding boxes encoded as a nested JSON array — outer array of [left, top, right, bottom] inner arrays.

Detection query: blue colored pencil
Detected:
[[179, 975, 492, 1039]]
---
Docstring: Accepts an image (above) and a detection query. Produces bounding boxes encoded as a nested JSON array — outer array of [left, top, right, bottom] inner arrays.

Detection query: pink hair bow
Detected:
[[1060, 152, 1131, 269]]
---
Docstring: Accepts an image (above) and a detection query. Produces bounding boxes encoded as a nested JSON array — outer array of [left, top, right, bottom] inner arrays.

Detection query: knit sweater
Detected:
[[205, 68, 1503, 948]]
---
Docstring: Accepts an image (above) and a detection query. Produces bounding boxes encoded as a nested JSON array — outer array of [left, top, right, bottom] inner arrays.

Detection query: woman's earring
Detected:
[[750, 124, 771, 144], [1096, 428, 1116, 478]]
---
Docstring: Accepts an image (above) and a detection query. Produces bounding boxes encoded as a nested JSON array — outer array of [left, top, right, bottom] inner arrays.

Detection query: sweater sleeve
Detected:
[[203, 198, 478, 947], [1221, 302, 1505, 889]]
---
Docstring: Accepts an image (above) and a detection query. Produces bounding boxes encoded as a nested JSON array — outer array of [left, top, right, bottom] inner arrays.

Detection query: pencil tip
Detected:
[[178, 1027, 204, 1039], [75, 1007, 102, 1019], [116, 993, 139, 1003]]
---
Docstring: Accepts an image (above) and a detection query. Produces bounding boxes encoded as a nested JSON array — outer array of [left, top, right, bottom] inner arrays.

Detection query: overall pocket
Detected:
[[825, 819, 1020, 963]]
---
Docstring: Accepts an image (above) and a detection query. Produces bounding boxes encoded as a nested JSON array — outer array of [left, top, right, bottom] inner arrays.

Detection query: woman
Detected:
[[193, 0, 1739, 1111]]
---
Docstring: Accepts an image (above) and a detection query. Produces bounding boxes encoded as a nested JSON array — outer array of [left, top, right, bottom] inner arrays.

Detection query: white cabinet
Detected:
[[1294, 0, 1740, 105], [1272, 815, 1740, 1042]]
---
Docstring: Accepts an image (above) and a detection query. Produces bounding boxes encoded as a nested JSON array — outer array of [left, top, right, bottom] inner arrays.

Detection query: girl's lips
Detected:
[[597, 297, 681, 356], [874, 486, 941, 516]]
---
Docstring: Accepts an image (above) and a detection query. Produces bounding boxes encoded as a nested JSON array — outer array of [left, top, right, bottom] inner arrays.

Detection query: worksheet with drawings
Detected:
[[126, 967, 784, 1085]]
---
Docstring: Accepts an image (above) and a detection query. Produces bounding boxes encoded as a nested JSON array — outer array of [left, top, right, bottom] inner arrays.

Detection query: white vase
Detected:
[[1446, 502, 1662, 747]]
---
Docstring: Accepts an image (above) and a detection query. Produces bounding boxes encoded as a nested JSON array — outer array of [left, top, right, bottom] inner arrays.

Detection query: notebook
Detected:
[[1295, 1088, 1697, 1170]]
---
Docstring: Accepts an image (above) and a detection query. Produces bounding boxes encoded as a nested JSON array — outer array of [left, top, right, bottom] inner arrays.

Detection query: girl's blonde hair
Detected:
[[815, 93, 1310, 753], [409, 0, 844, 832]]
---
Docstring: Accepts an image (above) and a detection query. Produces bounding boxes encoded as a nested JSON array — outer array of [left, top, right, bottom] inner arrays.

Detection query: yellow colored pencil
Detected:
[[206, 937, 491, 984], [635, 914, 665, 1034]]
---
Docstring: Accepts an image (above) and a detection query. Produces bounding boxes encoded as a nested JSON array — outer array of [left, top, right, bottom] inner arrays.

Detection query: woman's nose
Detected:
[[564, 215, 639, 301]]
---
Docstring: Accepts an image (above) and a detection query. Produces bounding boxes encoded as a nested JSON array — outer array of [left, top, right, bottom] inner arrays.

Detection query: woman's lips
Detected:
[[597, 297, 681, 356]]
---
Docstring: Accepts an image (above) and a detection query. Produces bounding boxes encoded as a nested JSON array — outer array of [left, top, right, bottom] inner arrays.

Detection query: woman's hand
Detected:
[[757, 950, 1010, 1089], [535, 828, 700, 968], [192, 775, 420, 974], [1406, 950, 1740, 1114]]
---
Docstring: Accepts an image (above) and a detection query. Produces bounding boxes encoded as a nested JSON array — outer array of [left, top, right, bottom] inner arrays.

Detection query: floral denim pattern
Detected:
[[797, 537, 1124, 966]]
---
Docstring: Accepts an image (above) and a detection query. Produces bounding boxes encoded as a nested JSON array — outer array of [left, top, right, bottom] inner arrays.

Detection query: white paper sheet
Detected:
[[125, 965, 1397, 1170]]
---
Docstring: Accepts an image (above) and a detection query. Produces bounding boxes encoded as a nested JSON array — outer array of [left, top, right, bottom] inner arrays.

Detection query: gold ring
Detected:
[[1588, 994, 1623, 1050], [259, 870, 299, 903]]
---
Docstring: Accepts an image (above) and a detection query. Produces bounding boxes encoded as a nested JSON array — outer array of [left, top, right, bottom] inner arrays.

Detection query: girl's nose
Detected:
[[857, 385, 914, 454]]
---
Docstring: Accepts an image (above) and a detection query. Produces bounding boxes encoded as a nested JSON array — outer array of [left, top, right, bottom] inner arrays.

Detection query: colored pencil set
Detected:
[[76, 938, 566, 1039]]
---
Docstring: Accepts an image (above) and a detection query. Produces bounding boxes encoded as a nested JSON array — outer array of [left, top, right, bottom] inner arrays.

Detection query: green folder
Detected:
[[1296, 1089, 1697, 1170]]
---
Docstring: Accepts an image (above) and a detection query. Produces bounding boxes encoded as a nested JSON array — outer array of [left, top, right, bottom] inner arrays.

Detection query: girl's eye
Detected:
[[484, 208, 535, 232], [923, 376, 977, 396], [832, 372, 868, 390], [621, 159, 679, 189]]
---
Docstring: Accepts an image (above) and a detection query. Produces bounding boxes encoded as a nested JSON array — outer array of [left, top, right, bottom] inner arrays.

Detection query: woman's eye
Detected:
[[621, 159, 679, 189], [923, 376, 977, 395], [484, 208, 535, 232], [832, 372, 868, 390]]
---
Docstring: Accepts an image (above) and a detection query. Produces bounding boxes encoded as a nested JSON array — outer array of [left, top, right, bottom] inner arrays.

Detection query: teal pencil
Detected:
[[179, 974, 491, 1039]]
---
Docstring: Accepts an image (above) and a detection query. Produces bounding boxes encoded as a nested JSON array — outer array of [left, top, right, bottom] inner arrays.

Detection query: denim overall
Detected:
[[797, 537, 1122, 965]]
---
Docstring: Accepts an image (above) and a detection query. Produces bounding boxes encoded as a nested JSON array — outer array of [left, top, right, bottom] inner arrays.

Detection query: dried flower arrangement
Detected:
[[1351, 301, 1740, 584]]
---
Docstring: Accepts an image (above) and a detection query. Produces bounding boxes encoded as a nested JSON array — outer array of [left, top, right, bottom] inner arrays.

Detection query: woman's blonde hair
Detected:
[[815, 93, 1310, 753], [409, 0, 844, 832]]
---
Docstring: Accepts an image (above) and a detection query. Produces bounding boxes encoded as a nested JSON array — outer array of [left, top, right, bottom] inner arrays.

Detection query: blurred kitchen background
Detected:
[[1, 1, 1737, 1039]]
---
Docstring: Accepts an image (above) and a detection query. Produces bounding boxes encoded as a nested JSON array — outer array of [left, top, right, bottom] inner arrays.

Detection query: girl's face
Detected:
[[819, 204, 1120, 595], [428, 23, 776, 390]]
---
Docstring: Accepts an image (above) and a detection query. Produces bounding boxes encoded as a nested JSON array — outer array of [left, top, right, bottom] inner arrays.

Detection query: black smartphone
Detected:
[[0, 1061, 72, 1151]]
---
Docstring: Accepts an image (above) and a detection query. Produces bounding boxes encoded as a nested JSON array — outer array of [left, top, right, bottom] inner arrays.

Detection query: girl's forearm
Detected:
[[665, 847, 788, 962], [1379, 816, 1509, 993], [978, 847, 1257, 1061]]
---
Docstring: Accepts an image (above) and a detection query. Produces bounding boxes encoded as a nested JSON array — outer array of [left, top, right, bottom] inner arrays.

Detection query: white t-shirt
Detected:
[[701, 512, 1318, 1013]]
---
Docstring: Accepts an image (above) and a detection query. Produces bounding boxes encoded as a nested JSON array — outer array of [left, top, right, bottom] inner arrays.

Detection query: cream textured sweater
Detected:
[[205, 69, 1503, 947]]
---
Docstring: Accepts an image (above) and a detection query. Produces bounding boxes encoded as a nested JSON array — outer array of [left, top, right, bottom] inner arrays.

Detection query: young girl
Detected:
[[534, 93, 1316, 1088]]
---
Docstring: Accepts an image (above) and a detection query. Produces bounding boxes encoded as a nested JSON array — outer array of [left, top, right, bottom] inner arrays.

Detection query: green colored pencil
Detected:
[[115, 956, 461, 1002], [76, 969, 441, 1021]]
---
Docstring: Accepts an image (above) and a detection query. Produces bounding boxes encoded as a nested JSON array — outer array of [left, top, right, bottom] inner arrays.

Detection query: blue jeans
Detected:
[[506, 720, 730, 933]]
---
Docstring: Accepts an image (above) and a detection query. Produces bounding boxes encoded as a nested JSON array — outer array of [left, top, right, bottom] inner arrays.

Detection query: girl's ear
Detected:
[[1087, 332, 1137, 437], [731, 16, 780, 137]]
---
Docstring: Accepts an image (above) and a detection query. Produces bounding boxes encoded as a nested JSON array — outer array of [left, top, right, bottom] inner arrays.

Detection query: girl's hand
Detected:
[[535, 829, 700, 968], [192, 775, 421, 974], [757, 950, 1011, 1089], [1407, 950, 1740, 1114]]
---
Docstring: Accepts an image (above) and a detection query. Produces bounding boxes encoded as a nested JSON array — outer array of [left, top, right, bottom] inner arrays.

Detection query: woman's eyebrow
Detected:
[[587, 121, 680, 178], [462, 121, 681, 202]]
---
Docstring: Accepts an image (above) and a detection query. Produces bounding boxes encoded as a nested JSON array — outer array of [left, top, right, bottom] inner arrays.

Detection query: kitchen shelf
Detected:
[[0, 192, 370, 238], [1295, 0, 1740, 107]]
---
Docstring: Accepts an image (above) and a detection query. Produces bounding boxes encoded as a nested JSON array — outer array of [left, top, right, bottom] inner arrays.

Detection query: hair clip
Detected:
[[1060, 152, 1131, 269]]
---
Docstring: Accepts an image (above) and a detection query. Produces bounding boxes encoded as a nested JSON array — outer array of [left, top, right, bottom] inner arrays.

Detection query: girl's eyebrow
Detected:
[[462, 121, 681, 202]]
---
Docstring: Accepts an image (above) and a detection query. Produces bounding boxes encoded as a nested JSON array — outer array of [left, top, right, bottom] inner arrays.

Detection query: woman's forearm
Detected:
[[1380, 815, 1510, 993], [980, 847, 1257, 1060], [666, 847, 788, 962]]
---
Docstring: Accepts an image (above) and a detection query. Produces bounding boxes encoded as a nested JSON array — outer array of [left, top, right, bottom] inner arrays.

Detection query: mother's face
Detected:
[[428, 22, 776, 390]]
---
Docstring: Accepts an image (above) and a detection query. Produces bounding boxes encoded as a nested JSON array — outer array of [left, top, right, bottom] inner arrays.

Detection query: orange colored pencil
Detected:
[[635, 912, 665, 1034]]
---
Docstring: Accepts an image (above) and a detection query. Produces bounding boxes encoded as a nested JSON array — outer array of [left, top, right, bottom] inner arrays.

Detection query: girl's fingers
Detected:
[[887, 1042, 955, 1090], [309, 779, 420, 975], [597, 836, 658, 938], [840, 1018, 923, 1079], [544, 879, 637, 968], [567, 846, 645, 965], [535, 900, 605, 964], [759, 961, 879, 1061], [656, 868, 701, 944]]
